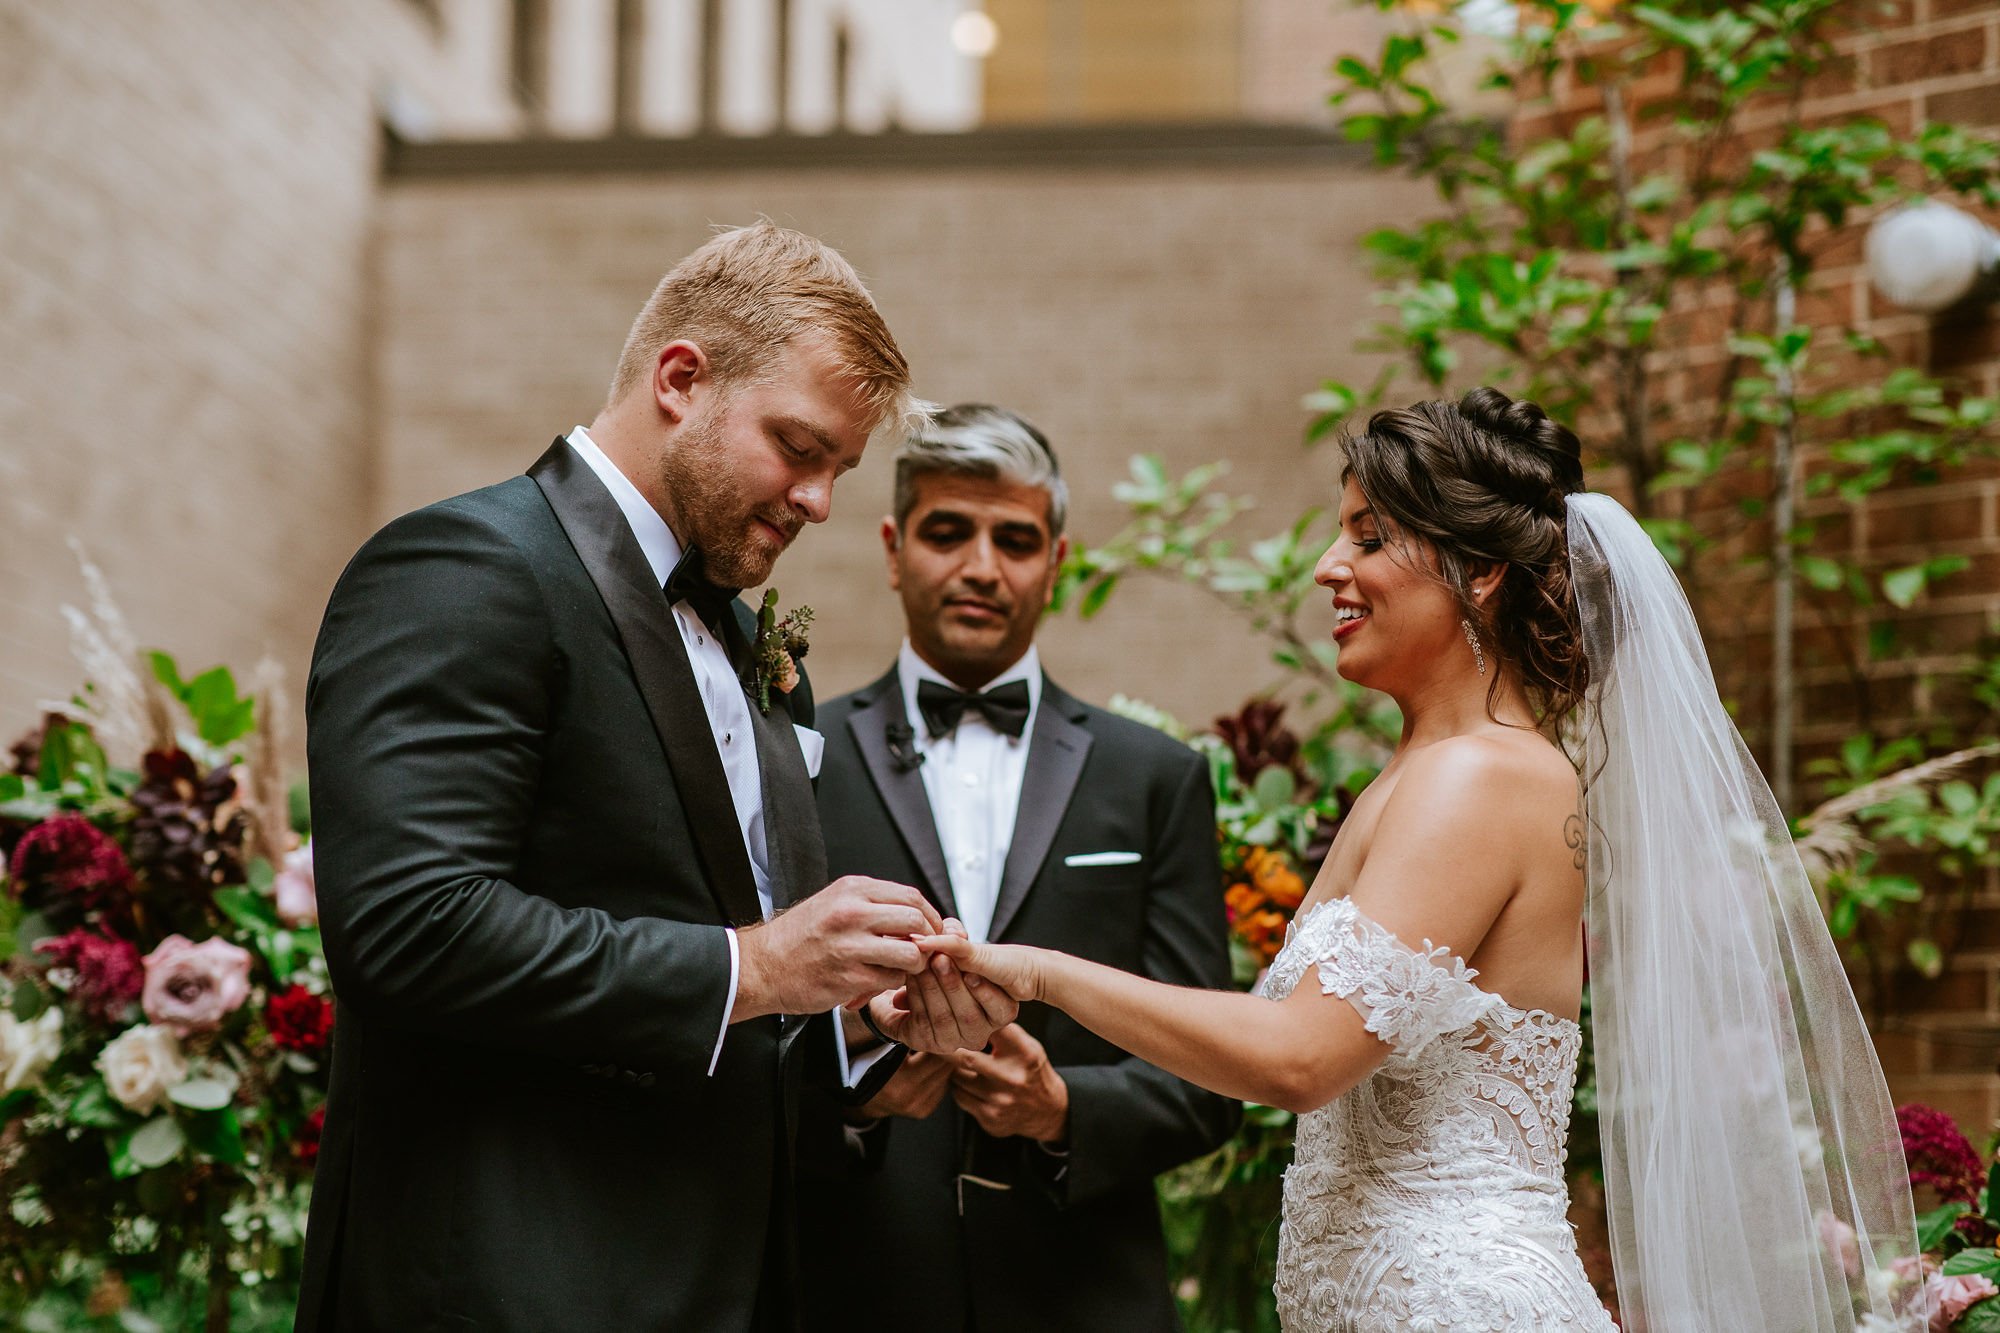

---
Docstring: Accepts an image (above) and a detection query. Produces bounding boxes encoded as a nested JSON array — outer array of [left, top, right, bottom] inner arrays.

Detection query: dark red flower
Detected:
[[126, 748, 246, 896], [266, 985, 334, 1053], [1212, 700, 1308, 788], [295, 1105, 325, 1165], [34, 928, 144, 1024], [1898, 1102, 1985, 1206], [9, 815, 133, 909]]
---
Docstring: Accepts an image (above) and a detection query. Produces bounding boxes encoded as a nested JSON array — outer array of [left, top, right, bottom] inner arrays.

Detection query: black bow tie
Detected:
[[916, 678, 1031, 740], [663, 545, 738, 633]]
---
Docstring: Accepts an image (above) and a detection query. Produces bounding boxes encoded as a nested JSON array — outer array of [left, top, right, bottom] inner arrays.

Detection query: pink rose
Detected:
[[1927, 1271, 1998, 1331], [1816, 1210, 1861, 1279], [141, 934, 253, 1036], [273, 844, 317, 928]]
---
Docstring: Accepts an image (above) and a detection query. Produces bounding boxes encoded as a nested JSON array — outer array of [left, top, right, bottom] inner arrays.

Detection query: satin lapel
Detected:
[[527, 440, 764, 927], [846, 669, 958, 920], [988, 677, 1092, 943], [737, 604, 827, 910]]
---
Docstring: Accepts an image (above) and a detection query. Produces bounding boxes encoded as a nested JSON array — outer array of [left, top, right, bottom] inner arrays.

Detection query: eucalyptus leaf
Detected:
[[9, 983, 47, 1020], [127, 1115, 187, 1169], [168, 1078, 236, 1111], [1252, 766, 1298, 812]]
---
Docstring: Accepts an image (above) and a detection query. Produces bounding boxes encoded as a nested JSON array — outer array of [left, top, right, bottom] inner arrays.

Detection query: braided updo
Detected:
[[1339, 386, 1589, 724]]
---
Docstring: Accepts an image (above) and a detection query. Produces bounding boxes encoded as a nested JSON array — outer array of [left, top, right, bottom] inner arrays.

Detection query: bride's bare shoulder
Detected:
[[1393, 731, 1576, 820]]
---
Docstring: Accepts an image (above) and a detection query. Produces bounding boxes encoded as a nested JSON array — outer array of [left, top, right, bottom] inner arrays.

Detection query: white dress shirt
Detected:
[[838, 642, 1046, 1091], [565, 427, 767, 1076], [898, 640, 1042, 944]]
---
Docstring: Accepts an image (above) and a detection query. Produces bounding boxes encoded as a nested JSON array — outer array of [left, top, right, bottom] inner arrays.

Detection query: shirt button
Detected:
[[962, 773, 979, 787], [724, 732, 733, 745], [697, 635, 704, 645]]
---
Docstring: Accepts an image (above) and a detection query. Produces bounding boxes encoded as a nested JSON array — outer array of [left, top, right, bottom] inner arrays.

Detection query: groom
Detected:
[[297, 224, 1012, 1332]]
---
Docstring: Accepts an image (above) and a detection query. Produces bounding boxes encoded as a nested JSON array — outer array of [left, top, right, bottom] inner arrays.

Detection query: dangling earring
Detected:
[[1460, 618, 1487, 676]]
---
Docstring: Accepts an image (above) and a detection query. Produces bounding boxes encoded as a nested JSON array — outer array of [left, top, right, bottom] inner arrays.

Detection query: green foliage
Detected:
[[1309, 0, 1999, 1013], [148, 654, 256, 750], [1162, 1105, 1295, 1333], [1918, 1201, 1972, 1252], [6, 1259, 298, 1333]]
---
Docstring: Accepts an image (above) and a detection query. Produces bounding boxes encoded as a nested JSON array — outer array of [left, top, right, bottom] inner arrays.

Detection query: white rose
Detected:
[[0, 1008, 62, 1094], [97, 1024, 188, 1113]]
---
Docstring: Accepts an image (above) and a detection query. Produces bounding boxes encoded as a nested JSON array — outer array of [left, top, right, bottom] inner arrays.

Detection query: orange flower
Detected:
[[1247, 847, 1307, 909], [1261, 866, 1306, 910], [1224, 882, 1264, 921], [1235, 907, 1292, 963]]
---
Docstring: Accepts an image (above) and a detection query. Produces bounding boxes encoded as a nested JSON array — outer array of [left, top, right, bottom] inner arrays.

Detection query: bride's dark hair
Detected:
[[1340, 386, 1589, 724]]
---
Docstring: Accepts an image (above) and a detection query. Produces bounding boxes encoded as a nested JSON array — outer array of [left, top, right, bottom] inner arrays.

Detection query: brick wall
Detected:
[[1527, 2, 2000, 1128], [370, 152, 1432, 729], [0, 0, 464, 760]]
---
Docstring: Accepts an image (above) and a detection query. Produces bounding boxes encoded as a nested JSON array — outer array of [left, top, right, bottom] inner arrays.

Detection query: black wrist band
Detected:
[[858, 1000, 901, 1048]]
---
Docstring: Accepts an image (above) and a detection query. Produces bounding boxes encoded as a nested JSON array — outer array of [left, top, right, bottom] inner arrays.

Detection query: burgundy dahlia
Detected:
[[266, 985, 334, 1054], [127, 748, 247, 895], [1212, 700, 1307, 788], [1898, 1102, 1985, 1206], [8, 815, 133, 910], [35, 928, 144, 1024]]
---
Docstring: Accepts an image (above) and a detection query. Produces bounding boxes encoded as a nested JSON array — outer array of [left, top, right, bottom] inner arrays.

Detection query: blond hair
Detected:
[[609, 221, 922, 437]]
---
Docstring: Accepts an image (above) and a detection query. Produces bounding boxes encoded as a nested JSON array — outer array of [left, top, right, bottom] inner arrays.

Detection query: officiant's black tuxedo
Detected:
[[297, 440, 825, 1333], [798, 667, 1239, 1332]]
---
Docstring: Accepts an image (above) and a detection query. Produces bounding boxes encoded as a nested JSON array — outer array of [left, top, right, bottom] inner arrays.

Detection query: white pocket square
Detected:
[[793, 724, 825, 779], [1064, 851, 1142, 867]]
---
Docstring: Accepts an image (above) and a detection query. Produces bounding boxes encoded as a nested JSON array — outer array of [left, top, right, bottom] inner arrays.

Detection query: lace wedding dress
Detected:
[[1266, 896, 1613, 1332]]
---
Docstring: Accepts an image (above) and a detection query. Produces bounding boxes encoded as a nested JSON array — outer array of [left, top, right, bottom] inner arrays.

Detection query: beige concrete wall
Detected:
[[372, 159, 1434, 726], [0, 0, 455, 751]]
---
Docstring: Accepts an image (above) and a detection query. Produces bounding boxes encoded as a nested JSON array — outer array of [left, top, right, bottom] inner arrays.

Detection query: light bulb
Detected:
[[1864, 201, 2000, 313]]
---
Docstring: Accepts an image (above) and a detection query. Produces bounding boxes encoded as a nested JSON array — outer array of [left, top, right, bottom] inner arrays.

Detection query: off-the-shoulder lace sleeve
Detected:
[[1274, 897, 1502, 1057]]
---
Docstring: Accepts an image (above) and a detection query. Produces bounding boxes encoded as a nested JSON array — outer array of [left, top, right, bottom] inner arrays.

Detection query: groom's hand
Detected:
[[867, 918, 1019, 1054], [731, 877, 942, 1021]]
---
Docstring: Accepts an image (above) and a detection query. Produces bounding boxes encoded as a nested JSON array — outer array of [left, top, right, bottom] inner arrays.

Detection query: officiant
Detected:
[[797, 405, 1239, 1331]]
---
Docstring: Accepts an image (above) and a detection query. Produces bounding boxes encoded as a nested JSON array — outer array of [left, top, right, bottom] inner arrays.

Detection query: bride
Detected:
[[917, 388, 1923, 1330]]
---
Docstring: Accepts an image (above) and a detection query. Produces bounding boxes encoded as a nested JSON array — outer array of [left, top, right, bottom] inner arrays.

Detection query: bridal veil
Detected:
[[1567, 493, 1921, 1329]]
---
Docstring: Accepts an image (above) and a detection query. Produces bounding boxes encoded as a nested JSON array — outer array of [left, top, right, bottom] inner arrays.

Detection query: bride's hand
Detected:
[[918, 933, 1047, 1004]]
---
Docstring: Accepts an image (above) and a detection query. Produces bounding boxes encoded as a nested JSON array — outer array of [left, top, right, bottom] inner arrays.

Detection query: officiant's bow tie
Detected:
[[663, 546, 739, 633], [916, 678, 1031, 740]]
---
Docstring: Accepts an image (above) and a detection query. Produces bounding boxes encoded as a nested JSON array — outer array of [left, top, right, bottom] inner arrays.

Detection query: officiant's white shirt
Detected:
[[566, 427, 767, 1077], [839, 642, 1044, 1087], [897, 640, 1042, 946]]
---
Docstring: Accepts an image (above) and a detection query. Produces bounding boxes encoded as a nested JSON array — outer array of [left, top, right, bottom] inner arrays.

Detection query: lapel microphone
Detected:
[[884, 720, 926, 773]]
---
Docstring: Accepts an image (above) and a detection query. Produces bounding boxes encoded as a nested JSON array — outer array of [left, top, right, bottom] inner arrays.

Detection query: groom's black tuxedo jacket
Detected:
[[297, 441, 825, 1333], [797, 666, 1239, 1333]]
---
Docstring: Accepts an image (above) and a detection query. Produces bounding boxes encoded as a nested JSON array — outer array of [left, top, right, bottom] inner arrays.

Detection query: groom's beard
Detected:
[[659, 415, 802, 589]]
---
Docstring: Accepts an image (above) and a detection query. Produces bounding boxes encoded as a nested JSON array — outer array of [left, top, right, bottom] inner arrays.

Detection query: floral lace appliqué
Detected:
[[1266, 897, 1612, 1332]]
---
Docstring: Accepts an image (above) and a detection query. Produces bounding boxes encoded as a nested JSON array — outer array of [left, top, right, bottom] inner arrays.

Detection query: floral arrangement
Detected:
[[0, 568, 321, 1328], [1112, 696, 1376, 1332], [1898, 1102, 2000, 1331], [1199, 701, 1356, 984]]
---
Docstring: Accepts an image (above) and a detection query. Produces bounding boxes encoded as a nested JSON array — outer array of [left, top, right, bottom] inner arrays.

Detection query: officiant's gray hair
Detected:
[[892, 404, 1069, 538]]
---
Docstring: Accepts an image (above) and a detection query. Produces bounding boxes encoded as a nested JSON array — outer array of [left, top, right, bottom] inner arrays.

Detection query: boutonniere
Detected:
[[752, 589, 813, 715]]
